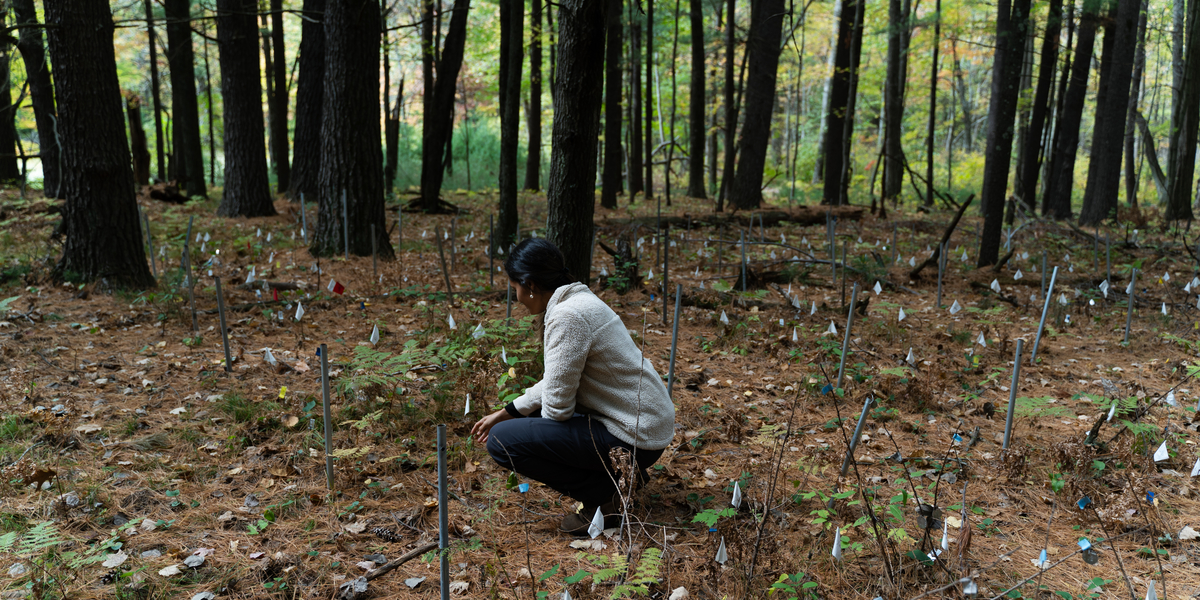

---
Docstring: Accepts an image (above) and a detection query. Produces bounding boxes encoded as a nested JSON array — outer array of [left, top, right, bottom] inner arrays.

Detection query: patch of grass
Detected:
[[0, 415, 28, 442]]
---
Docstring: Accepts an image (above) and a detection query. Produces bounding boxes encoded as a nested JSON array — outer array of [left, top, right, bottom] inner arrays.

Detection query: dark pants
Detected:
[[486, 414, 664, 508]]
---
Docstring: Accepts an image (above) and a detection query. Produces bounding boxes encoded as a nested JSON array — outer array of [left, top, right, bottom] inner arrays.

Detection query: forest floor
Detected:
[[0, 186, 1199, 600]]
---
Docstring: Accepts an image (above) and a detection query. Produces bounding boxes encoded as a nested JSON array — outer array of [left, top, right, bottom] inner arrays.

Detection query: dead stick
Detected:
[[363, 541, 440, 582], [990, 247, 1016, 272], [909, 194, 975, 279], [434, 225, 455, 297]]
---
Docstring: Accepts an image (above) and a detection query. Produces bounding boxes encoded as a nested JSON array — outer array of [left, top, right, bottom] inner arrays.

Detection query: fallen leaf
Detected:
[[344, 521, 367, 534], [945, 516, 962, 529], [101, 552, 128, 568], [404, 577, 426, 589], [22, 467, 56, 488], [158, 565, 183, 577], [170, 407, 187, 415], [449, 581, 469, 594], [284, 415, 299, 428], [74, 423, 101, 434]]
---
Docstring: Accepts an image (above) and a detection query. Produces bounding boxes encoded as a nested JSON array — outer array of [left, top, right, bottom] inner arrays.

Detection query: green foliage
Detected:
[[994, 396, 1071, 419], [769, 572, 819, 599], [692, 507, 736, 527], [573, 548, 663, 598]]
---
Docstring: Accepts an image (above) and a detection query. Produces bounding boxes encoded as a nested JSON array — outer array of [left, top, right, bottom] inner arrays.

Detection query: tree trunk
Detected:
[[1006, 23, 1034, 224], [313, 0, 392, 257], [882, 0, 903, 202], [1173, 0, 1185, 140], [716, 0, 735, 210], [1166, 0, 1200, 221], [924, 0, 940, 208], [548, 0, 607, 285], [216, 0, 275, 217], [289, 0, 325, 202], [1041, 4, 1074, 208], [525, 0, 543, 191], [812, 2, 839, 184], [976, 0, 1031, 267], [951, 41, 973, 150], [46, 0, 154, 290], [269, 0, 290, 194], [629, 19, 644, 197], [644, 0, 654, 199], [12, 0, 60, 197], [164, 0, 208, 198], [419, 0, 470, 211], [1042, 7, 1098, 220], [601, 0, 624, 208], [686, 0, 706, 198], [127, 96, 151, 187], [384, 77, 401, 195], [836, 0, 864, 206], [1015, 0, 1061, 211], [1079, 0, 1138, 225], [1124, 0, 1147, 208], [729, 0, 785, 210], [495, 0, 523, 250], [144, 0, 166, 183], [0, 13, 19, 183], [422, 0, 434, 127], [820, 0, 859, 205]]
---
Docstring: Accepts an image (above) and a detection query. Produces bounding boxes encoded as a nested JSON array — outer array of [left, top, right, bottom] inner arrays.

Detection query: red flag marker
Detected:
[[272, 288, 279, 302], [327, 279, 345, 295]]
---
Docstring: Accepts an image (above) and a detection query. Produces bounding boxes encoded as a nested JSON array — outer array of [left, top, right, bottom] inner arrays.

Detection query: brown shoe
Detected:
[[559, 500, 622, 536]]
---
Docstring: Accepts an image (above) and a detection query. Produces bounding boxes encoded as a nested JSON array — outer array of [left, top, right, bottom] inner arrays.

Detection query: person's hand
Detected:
[[471, 408, 514, 446]]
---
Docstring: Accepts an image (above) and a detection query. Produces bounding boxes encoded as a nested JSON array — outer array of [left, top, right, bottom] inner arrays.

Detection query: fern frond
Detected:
[[18, 522, 63, 556]]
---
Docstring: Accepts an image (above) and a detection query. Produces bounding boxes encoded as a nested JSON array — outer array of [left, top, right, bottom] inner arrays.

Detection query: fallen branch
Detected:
[[969, 282, 1020, 307], [908, 194, 975, 279], [990, 248, 1015, 272]]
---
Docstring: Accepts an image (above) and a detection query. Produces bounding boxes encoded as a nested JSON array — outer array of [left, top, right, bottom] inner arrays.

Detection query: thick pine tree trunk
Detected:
[[1016, 0, 1061, 211], [729, 0, 785, 210], [600, 0, 624, 208], [269, 0, 290, 194], [686, 0, 706, 199], [716, 0, 736, 210], [977, 0, 1031, 267], [144, 0, 166, 183], [525, 0, 542, 191], [0, 26, 19, 182], [1042, 8, 1098, 220], [12, 0, 60, 197], [548, 0, 607, 285], [418, 0, 470, 211], [313, 0, 393, 258], [882, 0, 903, 202], [165, 0, 208, 198], [1166, 0, 1200, 221], [289, 0, 325, 202], [46, 0, 154, 290], [820, 0, 858, 205], [495, 0, 523, 250], [216, 0, 275, 217], [1080, 0, 1138, 225]]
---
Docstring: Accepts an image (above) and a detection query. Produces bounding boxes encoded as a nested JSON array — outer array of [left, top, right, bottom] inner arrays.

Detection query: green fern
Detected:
[[610, 548, 662, 598], [0, 521, 63, 557], [995, 396, 1072, 419]]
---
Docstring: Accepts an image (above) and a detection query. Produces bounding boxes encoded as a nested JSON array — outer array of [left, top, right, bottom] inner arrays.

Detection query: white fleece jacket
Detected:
[[512, 283, 676, 450]]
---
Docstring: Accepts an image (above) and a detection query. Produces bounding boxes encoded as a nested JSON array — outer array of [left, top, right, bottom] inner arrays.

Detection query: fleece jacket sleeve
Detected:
[[512, 308, 591, 421]]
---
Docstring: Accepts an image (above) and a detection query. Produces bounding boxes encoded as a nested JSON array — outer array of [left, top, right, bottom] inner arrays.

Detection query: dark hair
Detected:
[[504, 238, 575, 293]]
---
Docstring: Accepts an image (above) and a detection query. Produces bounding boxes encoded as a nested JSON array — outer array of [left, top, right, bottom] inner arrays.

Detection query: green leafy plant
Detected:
[[769, 572, 819, 599]]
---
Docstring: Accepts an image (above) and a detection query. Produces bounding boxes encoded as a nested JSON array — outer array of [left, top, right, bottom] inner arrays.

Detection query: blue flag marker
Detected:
[[821, 384, 834, 395], [1077, 496, 1092, 510], [360, 302, 366, 310], [709, 527, 718, 533], [518, 483, 530, 493], [1078, 538, 1092, 550], [953, 433, 963, 443], [1038, 549, 1047, 565], [1147, 491, 1155, 502], [315, 346, 322, 357]]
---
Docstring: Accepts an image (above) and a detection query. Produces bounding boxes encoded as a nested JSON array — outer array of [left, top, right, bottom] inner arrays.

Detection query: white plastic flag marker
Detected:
[[1146, 580, 1157, 600], [961, 250, 969, 262], [1059, 293, 1069, 305], [294, 302, 305, 321], [831, 528, 843, 561], [473, 323, 486, 340], [810, 302, 818, 316], [1127, 281, 1134, 295], [464, 394, 471, 415], [1166, 391, 1179, 407], [1065, 315, 1071, 325], [246, 265, 256, 284], [1154, 441, 1170, 462], [1069, 266, 1074, 273], [827, 322, 838, 335], [196, 232, 203, 243], [908, 256, 916, 267], [906, 348, 916, 365], [786, 283, 792, 296], [940, 522, 949, 552], [949, 300, 963, 315], [802, 236, 809, 246], [770, 251, 777, 259], [648, 269, 654, 280], [588, 506, 604, 539], [563, 589, 573, 600], [200, 242, 206, 253], [857, 236, 863, 244], [720, 310, 730, 325], [500, 346, 508, 365], [1034, 548, 1048, 569], [264, 348, 278, 366], [266, 232, 272, 242], [778, 318, 785, 327], [963, 580, 979, 596], [1021, 251, 1029, 260], [1186, 281, 1194, 293], [715, 537, 728, 565], [1164, 272, 1172, 282], [1107, 402, 1116, 422], [694, 266, 701, 277], [977, 332, 987, 346], [256, 228, 262, 238], [369, 325, 380, 345], [731, 482, 743, 508], [1100, 280, 1110, 298], [448, 314, 457, 329], [1014, 269, 1023, 280], [1089, 299, 1095, 306], [898, 307, 907, 322], [1196, 295, 1200, 310], [204, 232, 211, 242], [600, 266, 609, 277], [699, 280, 705, 289], [792, 296, 801, 309], [1162, 303, 1169, 316], [1191, 457, 1200, 477], [873, 281, 883, 295], [991, 279, 1001, 293], [792, 327, 799, 343]]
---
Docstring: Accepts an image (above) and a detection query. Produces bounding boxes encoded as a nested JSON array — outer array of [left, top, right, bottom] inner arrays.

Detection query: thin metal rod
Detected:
[[1124, 268, 1137, 344], [662, 229, 669, 323], [214, 276, 232, 372], [835, 283, 859, 391], [828, 212, 835, 283], [183, 216, 198, 332], [840, 239, 848, 306], [450, 216, 457, 273], [434, 226, 455, 297], [437, 424, 449, 600], [1105, 235, 1111, 288], [300, 193, 308, 243], [839, 395, 875, 476], [667, 284, 682, 397], [740, 230, 747, 293], [342, 190, 349, 259], [1030, 266, 1058, 364], [1002, 338, 1023, 451], [936, 242, 945, 308], [320, 344, 334, 489]]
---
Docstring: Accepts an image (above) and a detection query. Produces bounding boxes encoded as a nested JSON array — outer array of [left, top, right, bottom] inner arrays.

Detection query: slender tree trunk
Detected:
[[645, 0, 654, 199], [203, 21, 217, 187], [882, 0, 903, 201], [495, 0, 523, 250], [384, 79, 401, 195], [548, 0, 607, 285], [1041, 4, 1074, 209], [422, 0, 434, 131], [1166, 0, 1199, 221], [289, 0, 324, 202], [419, 0, 471, 211], [216, 0, 275, 217], [0, 12, 18, 183], [1172, 0, 1184, 138], [127, 96, 151, 186], [812, 3, 839, 184], [1016, 0, 1061, 211], [708, 60, 719, 194], [1124, 0, 1147, 208], [525, 0, 543, 191], [164, 0, 208, 198], [716, 0, 735, 210], [629, 19, 644, 197], [601, 0, 624, 208], [313, 0, 392, 257], [924, 0, 940, 208], [729, 0, 786, 209], [836, 0, 864, 205], [1043, 7, 1098, 220], [686, 0, 706, 198], [820, 0, 858, 205], [144, 0, 166, 183], [977, 0, 1031, 266], [12, 0, 59, 197], [268, 0, 290, 194], [46, 0, 154, 290], [951, 41, 972, 149], [1006, 23, 1034, 224], [1080, 0, 1138, 225]]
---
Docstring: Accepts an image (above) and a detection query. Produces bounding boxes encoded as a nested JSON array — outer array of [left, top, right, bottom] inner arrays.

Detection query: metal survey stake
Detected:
[[1105, 236, 1111, 287], [839, 395, 875, 476], [1030, 266, 1058, 364], [320, 344, 334, 489], [183, 216, 198, 331], [214, 276, 232, 372], [143, 211, 157, 277], [437, 424, 449, 600], [828, 213, 836, 283], [662, 230, 669, 323], [1124, 268, 1137, 344], [740, 230, 748, 292], [841, 240, 848, 306], [835, 283, 860, 391], [667, 284, 682, 398], [300, 193, 308, 243], [1003, 339, 1023, 451], [936, 242, 945, 308], [341, 190, 349, 260], [891, 224, 898, 265]]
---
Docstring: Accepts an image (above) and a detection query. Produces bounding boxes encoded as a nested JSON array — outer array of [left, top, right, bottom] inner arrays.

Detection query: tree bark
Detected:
[[882, 0, 904, 202], [601, 0, 624, 208], [1015, 0, 1061, 211], [924, 0, 940, 208], [629, 19, 644, 197], [1079, 0, 1138, 225], [289, 0, 324, 202], [977, 0, 1031, 267], [548, 0, 607, 286], [716, 0, 735, 210], [46, 0, 154, 290], [216, 0, 274, 217], [644, 0, 654, 199], [127, 96, 151, 187], [269, 0, 290, 194], [525, 0, 543, 191], [313, 0, 392, 257], [1166, 0, 1200, 221], [0, 11, 19, 183], [686, 0, 706, 198], [1042, 7, 1097, 221], [1124, 0, 1147, 208], [12, 0, 60, 197], [495, 0, 523, 250], [144, 0, 166, 183], [820, 0, 859, 205], [164, 0, 208, 198], [418, 0, 470, 211], [729, 0, 786, 210]]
